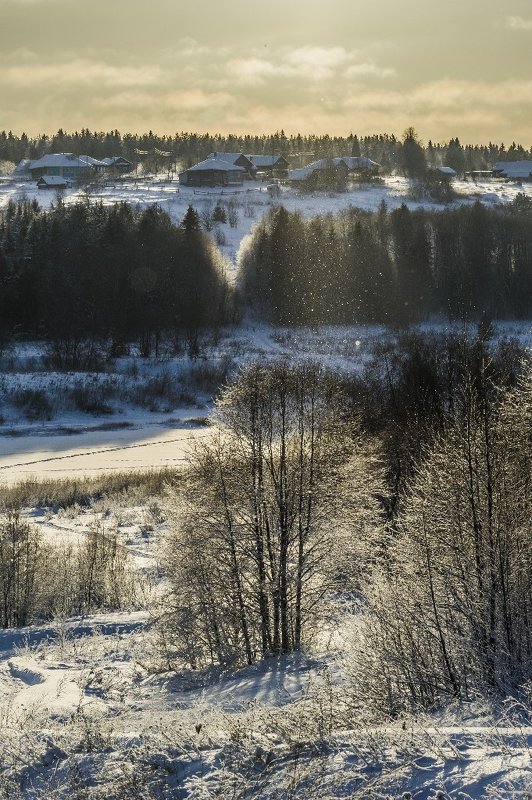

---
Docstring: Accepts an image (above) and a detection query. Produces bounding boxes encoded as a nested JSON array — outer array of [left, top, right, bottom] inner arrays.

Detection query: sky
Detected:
[[2, 0, 532, 144]]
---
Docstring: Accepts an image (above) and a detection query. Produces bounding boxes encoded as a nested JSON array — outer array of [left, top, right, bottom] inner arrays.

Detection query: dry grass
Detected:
[[0, 468, 181, 510]]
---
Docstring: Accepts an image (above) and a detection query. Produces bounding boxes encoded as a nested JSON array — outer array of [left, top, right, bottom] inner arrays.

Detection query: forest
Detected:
[[240, 198, 532, 325], [0, 200, 232, 363], [2, 196, 532, 360]]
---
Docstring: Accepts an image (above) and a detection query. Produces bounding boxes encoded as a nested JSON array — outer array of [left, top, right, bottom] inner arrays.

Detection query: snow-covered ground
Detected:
[[0, 596, 530, 797]]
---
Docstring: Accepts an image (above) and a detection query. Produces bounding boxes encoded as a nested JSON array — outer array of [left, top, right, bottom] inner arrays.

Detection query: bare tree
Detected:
[[0, 511, 43, 628], [164, 362, 381, 667], [354, 370, 532, 713]]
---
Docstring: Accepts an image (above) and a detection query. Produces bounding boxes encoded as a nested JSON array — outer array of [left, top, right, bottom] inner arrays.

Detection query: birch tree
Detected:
[[165, 362, 381, 666]]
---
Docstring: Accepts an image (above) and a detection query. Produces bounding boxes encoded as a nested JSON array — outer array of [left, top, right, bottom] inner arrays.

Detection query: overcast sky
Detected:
[[2, 0, 532, 143]]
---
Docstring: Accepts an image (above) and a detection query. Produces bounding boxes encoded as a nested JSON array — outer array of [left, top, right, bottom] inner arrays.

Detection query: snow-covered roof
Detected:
[[338, 156, 381, 170], [494, 160, 532, 179], [14, 159, 32, 174], [436, 166, 457, 176], [289, 165, 318, 181], [28, 153, 106, 170], [208, 152, 252, 166], [185, 158, 247, 173], [247, 155, 288, 168], [289, 156, 381, 181], [37, 175, 68, 186], [101, 156, 132, 166]]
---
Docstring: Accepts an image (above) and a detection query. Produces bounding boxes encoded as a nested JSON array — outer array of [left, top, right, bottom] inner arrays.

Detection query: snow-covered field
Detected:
[[0, 484, 530, 799], [0, 574, 530, 797]]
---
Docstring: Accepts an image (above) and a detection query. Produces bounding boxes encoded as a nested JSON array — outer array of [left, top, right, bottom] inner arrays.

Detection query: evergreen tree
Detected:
[[401, 126, 427, 179]]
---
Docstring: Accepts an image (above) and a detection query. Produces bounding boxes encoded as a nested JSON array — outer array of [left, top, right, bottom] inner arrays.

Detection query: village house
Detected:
[[493, 161, 532, 181], [100, 156, 132, 174], [247, 154, 291, 178], [288, 156, 381, 190], [26, 153, 106, 182], [179, 157, 247, 187], [208, 152, 254, 175]]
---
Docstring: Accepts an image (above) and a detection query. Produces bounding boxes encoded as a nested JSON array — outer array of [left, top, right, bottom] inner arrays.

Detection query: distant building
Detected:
[[337, 156, 381, 174], [289, 159, 349, 190], [101, 156, 132, 174], [208, 152, 254, 174], [27, 153, 106, 182], [427, 166, 457, 182], [179, 158, 247, 187], [493, 161, 532, 181], [247, 154, 291, 177], [37, 175, 69, 190], [288, 156, 380, 189]]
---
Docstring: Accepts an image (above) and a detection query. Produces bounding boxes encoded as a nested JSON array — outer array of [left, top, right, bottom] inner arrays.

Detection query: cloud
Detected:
[[2, 41, 531, 144], [5, 59, 164, 88], [227, 46, 395, 85], [506, 16, 532, 31], [0, 0, 70, 4], [345, 63, 396, 79]]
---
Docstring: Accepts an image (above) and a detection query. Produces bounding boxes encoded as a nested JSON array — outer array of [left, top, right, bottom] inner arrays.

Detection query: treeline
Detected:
[[1, 127, 531, 174], [240, 197, 532, 326], [0, 200, 233, 363]]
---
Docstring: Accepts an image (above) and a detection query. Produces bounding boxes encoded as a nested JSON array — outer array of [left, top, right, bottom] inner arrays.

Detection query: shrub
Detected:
[[12, 388, 53, 421], [212, 203, 227, 223], [68, 383, 114, 415]]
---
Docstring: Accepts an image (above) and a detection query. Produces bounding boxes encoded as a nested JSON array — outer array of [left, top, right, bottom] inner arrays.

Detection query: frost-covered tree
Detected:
[[164, 363, 381, 667], [354, 370, 532, 713], [0, 511, 43, 627]]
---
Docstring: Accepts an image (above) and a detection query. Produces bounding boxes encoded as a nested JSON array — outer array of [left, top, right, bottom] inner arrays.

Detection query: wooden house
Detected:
[[208, 152, 254, 175], [247, 154, 291, 178], [28, 153, 106, 182], [37, 175, 69, 190], [179, 158, 247, 187]]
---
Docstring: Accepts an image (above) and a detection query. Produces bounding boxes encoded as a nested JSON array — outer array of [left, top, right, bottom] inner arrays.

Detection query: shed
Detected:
[[37, 175, 69, 189]]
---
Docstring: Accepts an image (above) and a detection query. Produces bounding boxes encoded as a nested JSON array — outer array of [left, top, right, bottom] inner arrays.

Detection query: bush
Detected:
[[12, 388, 53, 421], [212, 203, 227, 223], [68, 382, 115, 415], [43, 340, 107, 372]]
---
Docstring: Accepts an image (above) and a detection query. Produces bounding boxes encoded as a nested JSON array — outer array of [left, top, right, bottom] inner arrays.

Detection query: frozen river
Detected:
[[0, 416, 211, 484]]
